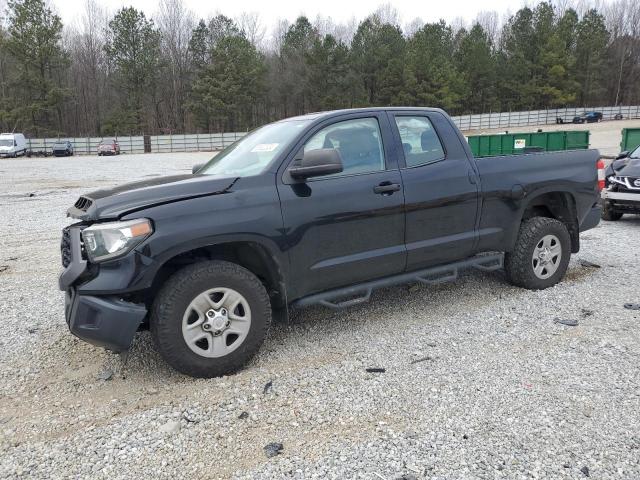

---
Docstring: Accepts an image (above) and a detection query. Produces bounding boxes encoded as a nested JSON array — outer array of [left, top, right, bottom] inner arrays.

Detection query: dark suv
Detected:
[[59, 108, 602, 378]]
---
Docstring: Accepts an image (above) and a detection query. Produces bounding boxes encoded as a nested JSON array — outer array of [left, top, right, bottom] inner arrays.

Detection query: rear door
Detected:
[[388, 111, 479, 270], [277, 113, 406, 300]]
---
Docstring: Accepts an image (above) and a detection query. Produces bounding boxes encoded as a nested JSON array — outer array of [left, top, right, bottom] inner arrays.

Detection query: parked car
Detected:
[[0, 133, 27, 158], [97, 138, 120, 156], [573, 111, 603, 124], [601, 145, 640, 220], [59, 107, 602, 378], [614, 113, 624, 120], [52, 140, 74, 157]]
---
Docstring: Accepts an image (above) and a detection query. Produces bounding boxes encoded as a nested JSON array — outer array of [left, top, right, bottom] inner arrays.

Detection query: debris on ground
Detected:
[[623, 303, 640, 311], [366, 368, 386, 373], [410, 356, 433, 365], [0, 265, 9, 273], [27, 327, 38, 334], [580, 308, 594, 318], [264, 442, 283, 458], [96, 369, 113, 381], [554, 318, 579, 327], [395, 474, 418, 480], [182, 413, 198, 423], [263, 380, 273, 394], [580, 260, 601, 268], [159, 420, 181, 435], [237, 411, 249, 420], [581, 466, 590, 477]]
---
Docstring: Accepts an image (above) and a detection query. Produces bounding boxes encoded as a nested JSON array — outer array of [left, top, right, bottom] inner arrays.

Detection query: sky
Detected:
[[50, 0, 538, 30]]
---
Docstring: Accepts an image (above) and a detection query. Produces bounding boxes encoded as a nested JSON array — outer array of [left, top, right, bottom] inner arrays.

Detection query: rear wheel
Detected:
[[505, 217, 571, 290], [602, 201, 623, 221], [151, 260, 272, 378]]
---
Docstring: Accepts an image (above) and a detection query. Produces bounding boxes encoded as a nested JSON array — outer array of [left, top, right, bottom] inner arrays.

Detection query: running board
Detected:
[[293, 253, 504, 310]]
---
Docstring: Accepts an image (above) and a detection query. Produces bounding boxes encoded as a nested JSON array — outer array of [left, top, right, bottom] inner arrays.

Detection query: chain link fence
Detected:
[[25, 132, 247, 155], [21, 105, 640, 155], [452, 105, 640, 132]]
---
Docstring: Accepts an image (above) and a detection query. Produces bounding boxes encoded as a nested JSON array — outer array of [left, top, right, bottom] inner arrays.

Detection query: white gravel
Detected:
[[1, 152, 640, 479]]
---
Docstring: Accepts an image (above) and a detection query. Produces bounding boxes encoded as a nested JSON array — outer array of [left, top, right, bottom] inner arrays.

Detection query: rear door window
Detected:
[[394, 116, 445, 167]]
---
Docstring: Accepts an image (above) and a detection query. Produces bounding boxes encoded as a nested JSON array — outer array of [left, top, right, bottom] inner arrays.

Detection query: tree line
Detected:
[[0, 0, 639, 137]]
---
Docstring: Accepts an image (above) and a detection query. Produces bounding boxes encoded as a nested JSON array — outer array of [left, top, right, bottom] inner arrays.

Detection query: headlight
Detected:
[[82, 219, 153, 262]]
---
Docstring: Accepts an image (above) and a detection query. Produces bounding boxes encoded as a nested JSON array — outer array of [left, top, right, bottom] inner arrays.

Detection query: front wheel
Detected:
[[151, 260, 272, 378], [505, 217, 571, 290], [601, 201, 623, 221]]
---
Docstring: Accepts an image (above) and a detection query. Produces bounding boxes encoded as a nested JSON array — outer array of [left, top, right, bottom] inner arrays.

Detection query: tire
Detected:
[[504, 217, 571, 290], [602, 202, 623, 221], [151, 260, 272, 378]]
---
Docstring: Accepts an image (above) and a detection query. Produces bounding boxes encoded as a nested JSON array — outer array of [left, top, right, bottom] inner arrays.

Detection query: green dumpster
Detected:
[[467, 130, 590, 158], [620, 128, 640, 153]]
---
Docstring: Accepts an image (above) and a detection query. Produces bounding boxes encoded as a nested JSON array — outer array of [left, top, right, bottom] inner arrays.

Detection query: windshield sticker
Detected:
[[251, 143, 279, 153]]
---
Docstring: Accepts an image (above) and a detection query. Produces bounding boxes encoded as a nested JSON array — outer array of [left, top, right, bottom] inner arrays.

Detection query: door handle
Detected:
[[373, 182, 401, 195]]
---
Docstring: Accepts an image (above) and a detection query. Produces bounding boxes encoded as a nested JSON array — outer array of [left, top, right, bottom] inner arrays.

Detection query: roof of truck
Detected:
[[280, 107, 445, 123]]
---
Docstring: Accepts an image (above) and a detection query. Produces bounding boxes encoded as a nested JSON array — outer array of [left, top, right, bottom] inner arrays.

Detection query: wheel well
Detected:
[[148, 242, 286, 310], [521, 192, 579, 253]]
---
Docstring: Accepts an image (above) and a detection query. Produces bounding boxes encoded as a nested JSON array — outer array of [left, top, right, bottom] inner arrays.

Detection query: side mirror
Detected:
[[289, 148, 343, 179], [616, 151, 629, 160], [192, 163, 204, 174]]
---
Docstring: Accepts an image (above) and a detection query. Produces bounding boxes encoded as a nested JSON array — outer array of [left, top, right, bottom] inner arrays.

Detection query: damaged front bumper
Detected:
[[59, 224, 147, 352]]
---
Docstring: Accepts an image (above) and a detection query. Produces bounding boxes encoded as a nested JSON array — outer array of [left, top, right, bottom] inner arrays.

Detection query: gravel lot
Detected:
[[1, 151, 639, 479]]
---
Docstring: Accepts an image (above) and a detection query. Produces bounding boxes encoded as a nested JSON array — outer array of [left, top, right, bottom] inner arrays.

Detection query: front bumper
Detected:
[[601, 190, 640, 203], [60, 225, 147, 352], [65, 290, 147, 352]]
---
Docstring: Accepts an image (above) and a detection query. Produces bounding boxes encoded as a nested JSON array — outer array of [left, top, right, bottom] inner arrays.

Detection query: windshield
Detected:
[[630, 145, 640, 159], [199, 119, 311, 177], [0, 139, 13, 147], [54, 142, 67, 147]]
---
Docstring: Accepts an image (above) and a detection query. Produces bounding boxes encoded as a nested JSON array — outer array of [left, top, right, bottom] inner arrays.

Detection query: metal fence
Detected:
[[451, 105, 640, 132], [22, 105, 640, 155], [25, 132, 247, 155]]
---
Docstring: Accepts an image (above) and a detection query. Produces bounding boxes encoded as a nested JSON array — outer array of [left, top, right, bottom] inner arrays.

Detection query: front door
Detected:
[[278, 114, 406, 300]]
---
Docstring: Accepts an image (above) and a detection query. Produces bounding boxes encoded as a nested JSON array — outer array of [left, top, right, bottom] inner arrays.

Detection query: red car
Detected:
[[97, 139, 121, 156]]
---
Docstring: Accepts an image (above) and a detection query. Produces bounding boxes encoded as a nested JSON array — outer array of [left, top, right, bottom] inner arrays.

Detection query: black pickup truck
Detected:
[[59, 108, 602, 378]]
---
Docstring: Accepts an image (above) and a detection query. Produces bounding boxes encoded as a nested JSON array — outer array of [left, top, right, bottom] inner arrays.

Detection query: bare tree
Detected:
[[67, 0, 109, 135], [373, 2, 401, 26], [237, 12, 266, 50], [404, 17, 424, 38], [156, 0, 194, 131], [475, 11, 501, 46]]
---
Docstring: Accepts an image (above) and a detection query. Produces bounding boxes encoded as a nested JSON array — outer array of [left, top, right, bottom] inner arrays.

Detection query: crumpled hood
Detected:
[[612, 157, 640, 176], [68, 174, 238, 221]]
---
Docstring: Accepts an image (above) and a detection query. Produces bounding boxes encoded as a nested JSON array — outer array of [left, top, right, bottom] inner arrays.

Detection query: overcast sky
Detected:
[[50, 0, 541, 30]]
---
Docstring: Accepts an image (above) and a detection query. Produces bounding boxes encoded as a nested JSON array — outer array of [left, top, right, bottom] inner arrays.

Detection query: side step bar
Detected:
[[292, 253, 504, 310]]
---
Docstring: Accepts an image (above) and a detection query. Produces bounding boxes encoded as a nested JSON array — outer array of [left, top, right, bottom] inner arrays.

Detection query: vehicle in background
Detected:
[[572, 111, 603, 124], [614, 113, 624, 120], [59, 107, 602, 378], [601, 145, 640, 220], [52, 140, 74, 157], [0, 133, 27, 158], [97, 139, 120, 156]]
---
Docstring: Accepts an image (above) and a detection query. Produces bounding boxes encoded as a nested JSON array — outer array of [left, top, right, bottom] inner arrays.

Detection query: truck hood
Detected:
[[67, 174, 238, 221]]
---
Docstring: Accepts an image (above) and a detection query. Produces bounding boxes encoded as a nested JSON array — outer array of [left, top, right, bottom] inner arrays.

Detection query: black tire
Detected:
[[151, 260, 272, 378], [601, 202, 623, 221], [504, 217, 571, 290]]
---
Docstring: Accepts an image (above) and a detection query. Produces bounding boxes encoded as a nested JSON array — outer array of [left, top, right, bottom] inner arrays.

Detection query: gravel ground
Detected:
[[1, 152, 640, 479]]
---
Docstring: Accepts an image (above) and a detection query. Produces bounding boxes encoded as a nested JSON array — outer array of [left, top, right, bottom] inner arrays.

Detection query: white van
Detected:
[[0, 133, 27, 157]]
